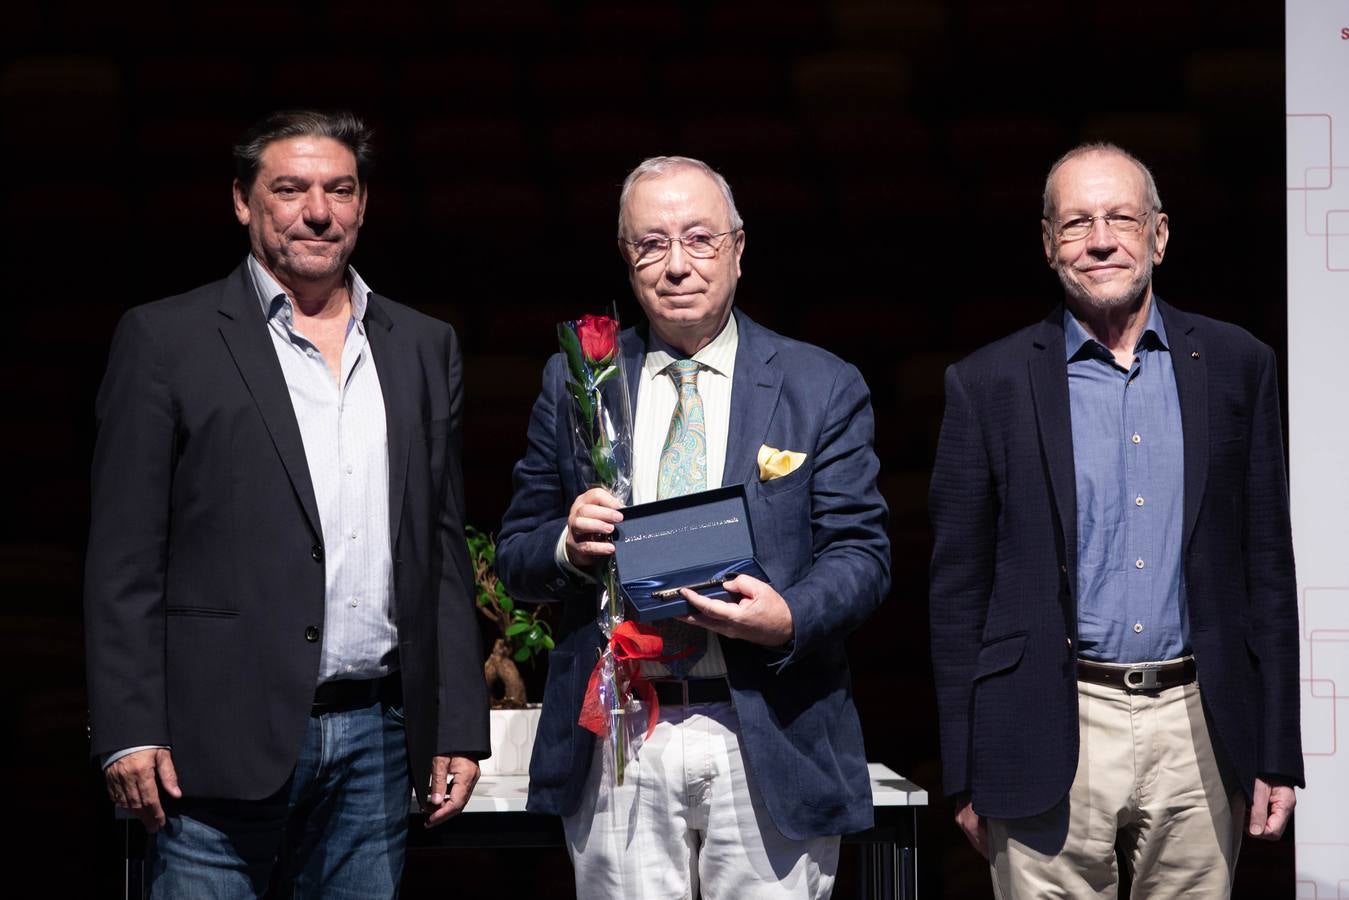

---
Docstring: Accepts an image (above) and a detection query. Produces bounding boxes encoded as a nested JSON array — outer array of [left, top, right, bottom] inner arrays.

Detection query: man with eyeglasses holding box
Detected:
[[929, 142, 1303, 896], [496, 156, 890, 898]]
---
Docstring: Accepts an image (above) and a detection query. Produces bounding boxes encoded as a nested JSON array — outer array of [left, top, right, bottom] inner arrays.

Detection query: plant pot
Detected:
[[479, 704, 542, 776]]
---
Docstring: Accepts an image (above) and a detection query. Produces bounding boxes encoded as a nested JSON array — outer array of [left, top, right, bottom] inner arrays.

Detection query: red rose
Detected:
[[577, 314, 618, 364]]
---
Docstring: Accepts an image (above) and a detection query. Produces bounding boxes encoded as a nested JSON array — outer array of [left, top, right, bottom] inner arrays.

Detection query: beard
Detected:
[[1055, 254, 1153, 313]]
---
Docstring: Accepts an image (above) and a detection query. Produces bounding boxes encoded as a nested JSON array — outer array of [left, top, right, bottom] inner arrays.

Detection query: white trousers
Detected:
[[988, 678, 1246, 899], [563, 699, 839, 900]]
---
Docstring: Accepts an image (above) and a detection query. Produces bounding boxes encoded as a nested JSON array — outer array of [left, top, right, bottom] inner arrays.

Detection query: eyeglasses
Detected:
[[622, 229, 739, 264], [1053, 211, 1153, 242]]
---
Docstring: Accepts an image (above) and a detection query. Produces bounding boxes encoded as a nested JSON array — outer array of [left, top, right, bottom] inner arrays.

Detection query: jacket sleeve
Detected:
[[1242, 345, 1304, 785], [927, 364, 998, 797], [775, 362, 891, 667], [496, 353, 593, 607], [433, 325, 491, 755], [83, 308, 175, 758]]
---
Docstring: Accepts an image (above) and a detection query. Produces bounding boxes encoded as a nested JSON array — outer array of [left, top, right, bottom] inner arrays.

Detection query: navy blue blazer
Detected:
[[929, 299, 1304, 820], [84, 262, 489, 804], [496, 309, 890, 840]]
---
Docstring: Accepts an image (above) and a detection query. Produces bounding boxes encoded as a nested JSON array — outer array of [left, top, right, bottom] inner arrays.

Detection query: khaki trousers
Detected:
[[988, 678, 1246, 899]]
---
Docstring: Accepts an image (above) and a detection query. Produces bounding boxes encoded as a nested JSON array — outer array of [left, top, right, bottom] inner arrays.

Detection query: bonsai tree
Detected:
[[466, 526, 553, 709]]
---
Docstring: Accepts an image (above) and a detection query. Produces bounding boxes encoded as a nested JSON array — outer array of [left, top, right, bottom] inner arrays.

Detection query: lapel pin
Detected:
[[1191, 350, 1200, 359]]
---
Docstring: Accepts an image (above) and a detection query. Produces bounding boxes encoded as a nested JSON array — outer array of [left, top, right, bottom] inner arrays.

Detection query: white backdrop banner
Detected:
[[1287, 2, 1349, 896]]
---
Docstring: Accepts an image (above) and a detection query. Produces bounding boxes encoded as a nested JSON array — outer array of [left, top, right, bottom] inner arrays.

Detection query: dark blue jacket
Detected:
[[929, 299, 1304, 819], [497, 309, 891, 840]]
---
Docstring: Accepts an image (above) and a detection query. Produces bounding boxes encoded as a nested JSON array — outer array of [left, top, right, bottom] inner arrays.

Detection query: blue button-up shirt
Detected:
[[1066, 302, 1188, 663]]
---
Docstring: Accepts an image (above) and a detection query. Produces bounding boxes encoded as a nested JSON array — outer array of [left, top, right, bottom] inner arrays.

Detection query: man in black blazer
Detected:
[[84, 110, 488, 897], [929, 143, 1303, 896]]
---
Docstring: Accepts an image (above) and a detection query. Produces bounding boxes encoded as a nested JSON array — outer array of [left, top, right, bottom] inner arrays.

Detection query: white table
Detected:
[[122, 763, 927, 899]]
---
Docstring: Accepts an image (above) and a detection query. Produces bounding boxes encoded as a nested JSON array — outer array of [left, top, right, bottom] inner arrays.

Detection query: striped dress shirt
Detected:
[[631, 314, 739, 678], [248, 255, 396, 684]]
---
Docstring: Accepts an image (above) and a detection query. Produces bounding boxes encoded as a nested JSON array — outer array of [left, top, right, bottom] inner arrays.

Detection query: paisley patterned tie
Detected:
[[655, 359, 708, 677], [657, 360, 708, 500]]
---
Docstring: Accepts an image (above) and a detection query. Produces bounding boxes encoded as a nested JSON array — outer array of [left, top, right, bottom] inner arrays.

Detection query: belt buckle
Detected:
[[1123, 665, 1161, 691]]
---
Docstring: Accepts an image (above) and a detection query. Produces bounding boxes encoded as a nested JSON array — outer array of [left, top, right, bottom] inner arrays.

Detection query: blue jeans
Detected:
[[148, 699, 411, 899]]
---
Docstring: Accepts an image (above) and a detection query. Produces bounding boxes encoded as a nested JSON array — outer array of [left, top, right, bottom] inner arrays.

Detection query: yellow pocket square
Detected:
[[757, 445, 807, 481]]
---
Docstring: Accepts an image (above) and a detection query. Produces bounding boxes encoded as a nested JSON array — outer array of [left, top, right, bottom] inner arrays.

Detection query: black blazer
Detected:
[[929, 299, 1304, 819], [84, 262, 488, 803]]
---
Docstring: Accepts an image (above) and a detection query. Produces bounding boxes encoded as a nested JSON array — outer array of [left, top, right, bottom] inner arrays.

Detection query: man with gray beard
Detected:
[[928, 143, 1304, 897]]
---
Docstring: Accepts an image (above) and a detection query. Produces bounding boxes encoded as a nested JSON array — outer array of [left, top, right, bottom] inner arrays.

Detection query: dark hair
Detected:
[[232, 109, 374, 195]]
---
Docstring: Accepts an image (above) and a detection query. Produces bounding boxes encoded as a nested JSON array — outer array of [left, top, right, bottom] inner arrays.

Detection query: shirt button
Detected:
[[305, 625, 320, 642], [1131, 433, 1142, 444], [1135, 558, 1145, 569], [1135, 496, 1145, 507], [346, 464, 354, 475], [351, 597, 359, 608], [350, 530, 358, 541], [311, 545, 324, 563], [1133, 622, 1144, 633]]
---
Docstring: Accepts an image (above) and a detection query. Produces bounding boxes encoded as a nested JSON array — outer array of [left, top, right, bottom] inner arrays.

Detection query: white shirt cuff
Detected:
[[103, 745, 169, 769], [555, 526, 595, 583]]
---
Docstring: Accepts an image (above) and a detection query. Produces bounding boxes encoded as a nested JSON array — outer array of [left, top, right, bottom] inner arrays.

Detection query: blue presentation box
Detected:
[[612, 484, 769, 622]]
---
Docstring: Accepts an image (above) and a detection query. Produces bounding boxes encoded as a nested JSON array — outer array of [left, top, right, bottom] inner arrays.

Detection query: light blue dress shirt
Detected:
[[1066, 302, 1188, 663]]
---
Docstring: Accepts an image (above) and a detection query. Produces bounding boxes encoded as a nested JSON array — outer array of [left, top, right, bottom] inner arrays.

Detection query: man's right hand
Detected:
[[956, 798, 989, 859], [565, 487, 624, 567], [105, 747, 181, 833]]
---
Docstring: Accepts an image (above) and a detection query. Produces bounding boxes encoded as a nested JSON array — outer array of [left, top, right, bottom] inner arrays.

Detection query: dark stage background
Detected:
[[3, 1, 1293, 896]]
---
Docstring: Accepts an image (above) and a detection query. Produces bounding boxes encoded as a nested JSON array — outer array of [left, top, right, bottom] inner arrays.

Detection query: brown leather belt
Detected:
[[311, 673, 401, 715], [1077, 657, 1196, 693], [650, 678, 732, 706]]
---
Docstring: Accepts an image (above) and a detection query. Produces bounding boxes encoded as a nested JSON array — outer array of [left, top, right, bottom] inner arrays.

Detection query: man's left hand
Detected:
[[423, 754, 480, 828], [679, 573, 793, 647], [1248, 776, 1296, 840]]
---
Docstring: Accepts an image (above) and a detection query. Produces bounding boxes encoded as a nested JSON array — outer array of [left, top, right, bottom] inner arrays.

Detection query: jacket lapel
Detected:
[[364, 295, 414, 549], [619, 324, 645, 423], [722, 311, 783, 487], [1158, 299, 1208, 551], [1028, 309, 1078, 589], [215, 262, 323, 540]]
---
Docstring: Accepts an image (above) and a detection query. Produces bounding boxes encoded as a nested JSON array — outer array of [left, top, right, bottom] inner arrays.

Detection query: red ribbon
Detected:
[[578, 620, 693, 739]]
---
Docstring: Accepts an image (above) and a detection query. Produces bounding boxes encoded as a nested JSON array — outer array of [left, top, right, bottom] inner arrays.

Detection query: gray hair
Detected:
[[1042, 142, 1162, 220], [233, 109, 374, 196], [617, 156, 744, 238]]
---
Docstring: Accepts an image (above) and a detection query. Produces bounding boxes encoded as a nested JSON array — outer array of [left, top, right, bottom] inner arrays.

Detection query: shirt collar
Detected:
[[1063, 299, 1169, 363], [642, 312, 739, 382], [246, 254, 371, 326]]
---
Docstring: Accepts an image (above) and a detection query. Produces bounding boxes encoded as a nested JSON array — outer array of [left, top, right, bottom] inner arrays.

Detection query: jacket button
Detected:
[[311, 545, 324, 563], [305, 625, 320, 642]]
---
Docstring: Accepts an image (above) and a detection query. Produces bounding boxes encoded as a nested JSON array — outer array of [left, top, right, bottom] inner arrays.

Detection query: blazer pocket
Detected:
[[1209, 433, 1246, 450], [757, 463, 811, 497], [972, 632, 1027, 681], [165, 606, 240, 618]]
